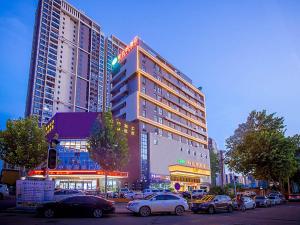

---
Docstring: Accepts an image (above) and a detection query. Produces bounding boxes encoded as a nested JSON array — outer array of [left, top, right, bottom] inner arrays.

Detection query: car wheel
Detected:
[[208, 206, 215, 214], [92, 208, 103, 218], [175, 205, 184, 216], [227, 205, 233, 213], [43, 208, 55, 218], [139, 206, 151, 217], [253, 204, 256, 209]]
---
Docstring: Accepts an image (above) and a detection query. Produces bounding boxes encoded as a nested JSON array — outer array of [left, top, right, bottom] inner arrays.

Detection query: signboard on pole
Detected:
[[16, 180, 55, 209], [174, 182, 181, 191]]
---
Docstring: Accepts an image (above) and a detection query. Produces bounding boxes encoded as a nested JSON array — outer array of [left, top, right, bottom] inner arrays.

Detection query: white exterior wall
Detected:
[[53, 11, 78, 113], [149, 133, 211, 184]]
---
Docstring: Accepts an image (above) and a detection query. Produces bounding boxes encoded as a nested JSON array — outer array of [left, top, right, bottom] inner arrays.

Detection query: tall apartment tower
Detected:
[[103, 35, 127, 112], [111, 37, 210, 189], [25, 0, 103, 124]]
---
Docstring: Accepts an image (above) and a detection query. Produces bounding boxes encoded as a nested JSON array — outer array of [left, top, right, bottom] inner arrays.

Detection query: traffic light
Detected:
[[47, 148, 57, 169]]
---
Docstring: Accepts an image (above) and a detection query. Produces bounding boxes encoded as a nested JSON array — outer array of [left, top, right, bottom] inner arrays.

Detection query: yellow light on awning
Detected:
[[169, 165, 211, 176]]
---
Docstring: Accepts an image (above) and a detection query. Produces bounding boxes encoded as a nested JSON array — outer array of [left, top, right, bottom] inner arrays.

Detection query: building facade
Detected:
[[26, 0, 106, 125], [111, 37, 211, 190], [103, 35, 127, 112], [28, 112, 140, 191]]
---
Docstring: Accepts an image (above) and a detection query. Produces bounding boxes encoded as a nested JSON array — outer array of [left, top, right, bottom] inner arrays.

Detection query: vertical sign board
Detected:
[[16, 180, 55, 209]]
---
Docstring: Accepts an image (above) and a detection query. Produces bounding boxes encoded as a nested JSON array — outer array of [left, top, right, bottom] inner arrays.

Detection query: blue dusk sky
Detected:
[[0, 0, 299, 149]]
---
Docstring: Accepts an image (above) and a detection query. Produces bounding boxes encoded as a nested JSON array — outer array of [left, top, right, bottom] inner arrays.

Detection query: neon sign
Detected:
[[115, 36, 139, 64]]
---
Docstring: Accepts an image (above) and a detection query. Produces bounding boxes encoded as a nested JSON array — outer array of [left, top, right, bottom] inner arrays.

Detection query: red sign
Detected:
[[28, 170, 128, 177], [117, 36, 139, 62]]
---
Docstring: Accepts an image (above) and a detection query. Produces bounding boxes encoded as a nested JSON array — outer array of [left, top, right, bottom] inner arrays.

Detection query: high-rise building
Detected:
[[111, 37, 211, 190], [25, 0, 103, 125], [103, 35, 127, 112]]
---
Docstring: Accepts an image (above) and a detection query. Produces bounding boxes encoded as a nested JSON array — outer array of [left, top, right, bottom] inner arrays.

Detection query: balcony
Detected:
[[181, 104, 196, 115], [111, 84, 128, 102]]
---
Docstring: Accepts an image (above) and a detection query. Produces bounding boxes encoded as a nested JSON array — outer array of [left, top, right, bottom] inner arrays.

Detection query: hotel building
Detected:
[[111, 37, 211, 190], [25, 0, 108, 125]]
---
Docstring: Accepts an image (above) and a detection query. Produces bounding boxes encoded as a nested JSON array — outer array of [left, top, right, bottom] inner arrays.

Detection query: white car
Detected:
[[192, 189, 207, 198], [53, 189, 85, 201], [0, 184, 9, 200], [125, 191, 143, 199], [127, 193, 189, 217], [241, 196, 256, 210]]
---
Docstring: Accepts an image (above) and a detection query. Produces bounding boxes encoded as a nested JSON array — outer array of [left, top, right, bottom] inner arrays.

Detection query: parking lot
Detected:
[[0, 202, 299, 225]]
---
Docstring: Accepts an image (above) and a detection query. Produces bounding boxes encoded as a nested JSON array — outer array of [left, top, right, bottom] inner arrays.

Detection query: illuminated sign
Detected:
[[45, 120, 55, 135], [116, 36, 139, 63], [28, 170, 128, 177], [177, 159, 207, 169], [177, 159, 186, 164]]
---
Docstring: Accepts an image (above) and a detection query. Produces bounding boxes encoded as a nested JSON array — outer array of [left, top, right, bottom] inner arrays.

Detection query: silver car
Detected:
[[255, 196, 272, 207], [240, 196, 256, 210], [268, 196, 281, 205]]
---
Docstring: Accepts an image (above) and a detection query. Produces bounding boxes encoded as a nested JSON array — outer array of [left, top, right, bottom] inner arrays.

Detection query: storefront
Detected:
[[168, 165, 211, 191], [28, 170, 128, 192], [40, 112, 141, 190]]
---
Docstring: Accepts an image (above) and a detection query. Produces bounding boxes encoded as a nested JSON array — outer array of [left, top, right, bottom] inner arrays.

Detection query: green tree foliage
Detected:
[[88, 111, 129, 194], [225, 110, 299, 187], [0, 117, 48, 175], [209, 150, 220, 186]]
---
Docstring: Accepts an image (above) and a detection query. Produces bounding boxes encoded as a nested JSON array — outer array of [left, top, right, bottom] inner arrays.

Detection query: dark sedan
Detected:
[[37, 195, 115, 218], [191, 195, 234, 214]]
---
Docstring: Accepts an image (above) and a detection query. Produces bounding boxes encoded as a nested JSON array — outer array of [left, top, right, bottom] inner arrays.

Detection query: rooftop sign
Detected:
[[112, 36, 139, 66]]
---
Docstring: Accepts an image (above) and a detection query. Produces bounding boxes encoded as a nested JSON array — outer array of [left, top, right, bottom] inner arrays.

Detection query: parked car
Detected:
[[119, 188, 129, 196], [278, 194, 287, 204], [142, 189, 162, 198], [191, 195, 234, 214], [181, 191, 191, 199], [240, 196, 256, 210], [288, 194, 300, 202], [54, 189, 85, 201], [124, 191, 143, 199], [127, 193, 189, 217], [191, 189, 207, 199], [0, 184, 9, 200], [268, 196, 281, 205], [37, 195, 115, 218], [255, 196, 272, 207]]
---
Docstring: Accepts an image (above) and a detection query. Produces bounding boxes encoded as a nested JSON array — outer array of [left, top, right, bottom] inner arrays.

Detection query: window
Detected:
[[158, 129, 163, 136], [142, 99, 146, 107], [158, 107, 163, 115], [165, 195, 179, 200], [142, 87, 146, 93], [158, 117, 163, 124], [168, 132, 172, 139], [154, 139, 158, 145], [142, 110, 146, 117]]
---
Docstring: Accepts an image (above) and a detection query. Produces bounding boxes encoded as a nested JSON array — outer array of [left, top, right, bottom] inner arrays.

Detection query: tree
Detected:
[[0, 116, 48, 177], [209, 149, 220, 186], [87, 111, 129, 197], [225, 110, 299, 190]]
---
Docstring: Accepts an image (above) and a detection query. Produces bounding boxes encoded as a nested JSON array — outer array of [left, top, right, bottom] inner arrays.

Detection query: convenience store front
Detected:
[[168, 165, 211, 191], [28, 170, 128, 192]]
